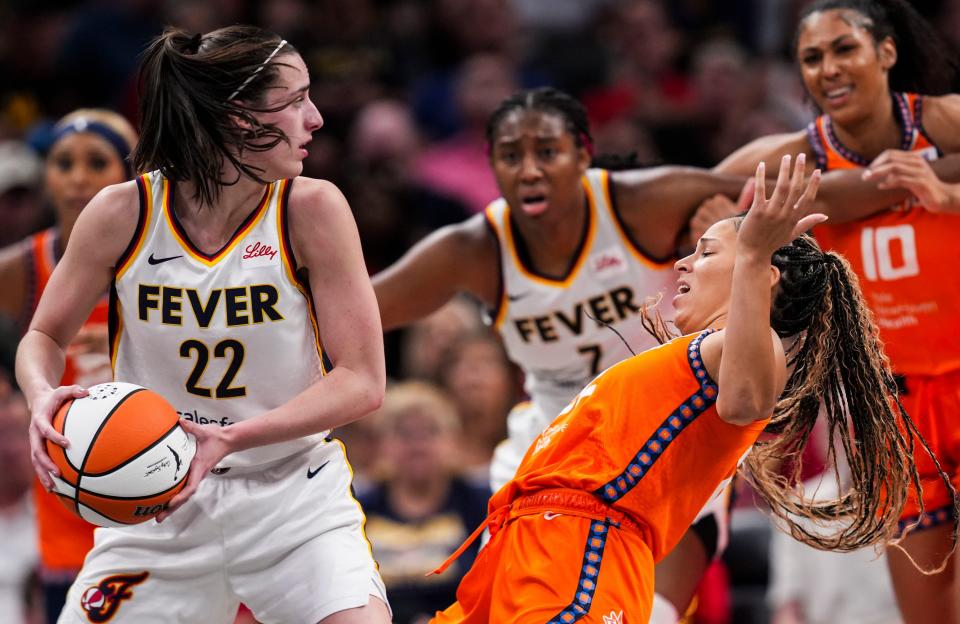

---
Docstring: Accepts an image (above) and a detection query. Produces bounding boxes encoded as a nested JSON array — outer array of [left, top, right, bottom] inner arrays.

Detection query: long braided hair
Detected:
[[746, 231, 954, 553], [642, 223, 955, 553]]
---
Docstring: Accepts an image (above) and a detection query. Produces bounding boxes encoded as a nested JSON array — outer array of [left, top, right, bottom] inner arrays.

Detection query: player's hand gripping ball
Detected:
[[46, 382, 196, 526]]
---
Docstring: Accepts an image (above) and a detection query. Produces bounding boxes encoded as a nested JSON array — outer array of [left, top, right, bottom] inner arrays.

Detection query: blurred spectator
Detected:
[[360, 382, 490, 624], [437, 329, 518, 483], [165, 0, 247, 34], [413, 53, 516, 212], [0, 389, 39, 624], [510, 0, 614, 32], [52, 1, 162, 116], [334, 414, 383, 500], [399, 297, 483, 382], [345, 99, 470, 274], [0, 141, 48, 248]]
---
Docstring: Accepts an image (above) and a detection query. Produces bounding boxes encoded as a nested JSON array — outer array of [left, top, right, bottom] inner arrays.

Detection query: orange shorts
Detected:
[[431, 489, 654, 624], [898, 368, 960, 532]]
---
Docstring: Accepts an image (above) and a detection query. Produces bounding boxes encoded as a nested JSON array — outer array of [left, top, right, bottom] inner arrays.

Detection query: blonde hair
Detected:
[[375, 381, 461, 436]]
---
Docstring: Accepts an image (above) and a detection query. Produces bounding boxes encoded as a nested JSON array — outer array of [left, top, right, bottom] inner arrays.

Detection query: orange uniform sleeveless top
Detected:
[[489, 331, 768, 561], [807, 92, 960, 375], [26, 228, 109, 573]]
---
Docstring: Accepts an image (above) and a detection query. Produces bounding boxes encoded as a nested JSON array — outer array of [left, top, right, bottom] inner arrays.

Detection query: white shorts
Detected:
[[490, 401, 733, 557], [58, 439, 388, 624]]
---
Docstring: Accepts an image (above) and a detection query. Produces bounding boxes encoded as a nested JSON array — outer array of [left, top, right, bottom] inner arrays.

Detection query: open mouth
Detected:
[[519, 194, 549, 215], [823, 85, 853, 107], [677, 282, 691, 294]]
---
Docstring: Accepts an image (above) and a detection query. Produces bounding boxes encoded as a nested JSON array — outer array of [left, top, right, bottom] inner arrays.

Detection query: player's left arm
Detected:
[[612, 167, 749, 259], [159, 179, 385, 519]]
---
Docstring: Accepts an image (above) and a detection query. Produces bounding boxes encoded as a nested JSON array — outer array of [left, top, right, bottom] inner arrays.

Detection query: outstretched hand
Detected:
[[737, 154, 825, 257]]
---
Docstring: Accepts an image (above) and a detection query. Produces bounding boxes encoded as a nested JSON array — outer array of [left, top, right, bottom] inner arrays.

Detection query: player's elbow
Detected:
[[355, 368, 386, 416], [716, 390, 775, 426]]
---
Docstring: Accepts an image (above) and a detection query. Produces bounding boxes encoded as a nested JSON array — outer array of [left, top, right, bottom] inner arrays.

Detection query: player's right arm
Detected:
[[372, 214, 499, 330], [702, 155, 823, 425], [15, 181, 139, 488]]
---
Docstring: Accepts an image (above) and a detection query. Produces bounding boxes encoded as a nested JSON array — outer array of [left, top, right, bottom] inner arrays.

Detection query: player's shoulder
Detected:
[[75, 180, 142, 238], [715, 131, 811, 175], [286, 176, 347, 214], [916, 93, 960, 152]]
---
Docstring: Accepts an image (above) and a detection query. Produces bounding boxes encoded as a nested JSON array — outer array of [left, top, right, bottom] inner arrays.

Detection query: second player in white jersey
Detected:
[[485, 168, 677, 489], [374, 87, 759, 624], [113, 172, 325, 469]]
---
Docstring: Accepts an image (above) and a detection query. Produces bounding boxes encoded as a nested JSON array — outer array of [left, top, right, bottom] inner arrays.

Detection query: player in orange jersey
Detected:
[[711, 2, 960, 620], [0, 109, 136, 623], [428, 154, 944, 623], [375, 87, 932, 623]]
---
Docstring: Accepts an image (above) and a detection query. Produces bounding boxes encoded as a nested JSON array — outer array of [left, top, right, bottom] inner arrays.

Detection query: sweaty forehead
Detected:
[[494, 109, 570, 142]]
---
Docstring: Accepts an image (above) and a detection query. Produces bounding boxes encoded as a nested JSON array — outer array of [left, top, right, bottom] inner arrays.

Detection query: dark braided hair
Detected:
[[796, 0, 960, 95], [134, 26, 300, 207], [486, 87, 659, 171], [748, 231, 955, 553], [485, 87, 594, 155], [642, 223, 955, 554]]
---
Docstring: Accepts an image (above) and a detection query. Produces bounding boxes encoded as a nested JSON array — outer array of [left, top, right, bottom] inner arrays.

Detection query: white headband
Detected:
[[228, 39, 288, 101]]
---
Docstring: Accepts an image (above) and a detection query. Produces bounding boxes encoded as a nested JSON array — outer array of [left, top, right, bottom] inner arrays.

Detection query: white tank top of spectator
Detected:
[[485, 168, 678, 421], [111, 172, 326, 469]]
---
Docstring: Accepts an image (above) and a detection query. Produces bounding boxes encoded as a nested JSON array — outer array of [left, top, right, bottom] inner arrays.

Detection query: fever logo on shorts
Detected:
[[79, 572, 149, 622]]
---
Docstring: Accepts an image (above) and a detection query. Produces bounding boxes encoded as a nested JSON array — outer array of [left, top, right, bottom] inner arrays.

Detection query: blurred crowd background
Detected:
[[2, 1, 959, 623]]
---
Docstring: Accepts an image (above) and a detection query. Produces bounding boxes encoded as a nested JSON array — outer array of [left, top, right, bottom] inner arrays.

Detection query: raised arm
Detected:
[[372, 214, 499, 330], [16, 181, 139, 488], [611, 167, 750, 259], [704, 155, 824, 425]]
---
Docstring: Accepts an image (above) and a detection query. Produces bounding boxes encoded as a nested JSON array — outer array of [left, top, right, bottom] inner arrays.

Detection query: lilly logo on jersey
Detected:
[[242, 240, 280, 269], [589, 247, 628, 279], [80, 572, 149, 623]]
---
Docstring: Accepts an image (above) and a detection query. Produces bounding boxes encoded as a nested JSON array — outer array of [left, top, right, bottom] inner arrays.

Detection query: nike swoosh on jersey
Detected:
[[148, 253, 183, 265], [307, 461, 330, 479]]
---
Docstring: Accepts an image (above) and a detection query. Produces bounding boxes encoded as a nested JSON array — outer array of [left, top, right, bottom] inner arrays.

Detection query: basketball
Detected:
[[45, 382, 196, 527]]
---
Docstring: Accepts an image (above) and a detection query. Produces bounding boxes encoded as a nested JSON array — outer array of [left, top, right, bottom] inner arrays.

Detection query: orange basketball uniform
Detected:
[[807, 92, 960, 528], [432, 331, 768, 623], [24, 229, 109, 576]]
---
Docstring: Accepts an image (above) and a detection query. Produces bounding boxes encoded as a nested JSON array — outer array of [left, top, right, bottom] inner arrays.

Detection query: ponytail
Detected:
[[133, 26, 297, 207]]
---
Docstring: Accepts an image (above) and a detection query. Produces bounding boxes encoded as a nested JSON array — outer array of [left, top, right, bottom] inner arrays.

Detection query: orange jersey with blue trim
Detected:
[[808, 92, 960, 375], [26, 228, 109, 571], [489, 331, 768, 561]]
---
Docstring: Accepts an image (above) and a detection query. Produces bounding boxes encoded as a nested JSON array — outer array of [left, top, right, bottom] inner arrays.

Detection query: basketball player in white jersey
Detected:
[[16, 26, 390, 624], [374, 87, 932, 623]]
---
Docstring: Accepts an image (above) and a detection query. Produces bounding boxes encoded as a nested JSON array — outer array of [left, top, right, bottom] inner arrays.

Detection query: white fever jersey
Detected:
[[110, 171, 326, 469], [486, 168, 678, 420]]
